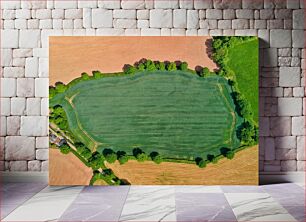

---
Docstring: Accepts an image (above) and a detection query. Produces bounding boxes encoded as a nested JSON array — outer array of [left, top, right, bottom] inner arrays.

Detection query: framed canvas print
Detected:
[[49, 36, 259, 185]]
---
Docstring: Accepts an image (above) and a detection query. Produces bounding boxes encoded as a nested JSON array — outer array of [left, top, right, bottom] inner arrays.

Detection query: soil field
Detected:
[[49, 148, 93, 185], [50, 71, 243, 158], [106, 145, 258, 185], [49, 36, 218, 85]]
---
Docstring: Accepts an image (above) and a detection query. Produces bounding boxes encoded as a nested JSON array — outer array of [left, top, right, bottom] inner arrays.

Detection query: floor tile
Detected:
[[221, 185, 263, 193], [119, 186, 176, 222], [176, 193, 236, 222], [175, 185, 222, 193], [3, 186, 84, 221], [270, 192, 305, 206], [59, 187, 130, 221], [283, 205, 305, 222], [81, 185, 130, 194], [262, 183, 304, 194], [1, 182, 47, 194], [225, 193, 297, 221]]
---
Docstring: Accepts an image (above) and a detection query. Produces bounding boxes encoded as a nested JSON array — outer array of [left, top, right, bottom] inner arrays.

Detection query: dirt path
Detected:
[[106, 145, 258, 185], [49, 36, 218, 85]]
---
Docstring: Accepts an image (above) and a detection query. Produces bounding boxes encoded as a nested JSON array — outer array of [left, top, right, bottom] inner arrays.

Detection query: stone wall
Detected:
[[0, 0, 305, 172]]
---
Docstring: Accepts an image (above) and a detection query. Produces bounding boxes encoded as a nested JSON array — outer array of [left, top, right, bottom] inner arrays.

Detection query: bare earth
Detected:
[[49, 36, 218, 85], [106, 146, 258, 185], [49, 148, 92, 185]]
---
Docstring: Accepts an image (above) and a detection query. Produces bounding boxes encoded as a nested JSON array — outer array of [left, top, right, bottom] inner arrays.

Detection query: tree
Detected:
[[55, 82, 67, 93], [123, 64, 137, 74], [201, 67, 210, 77], [118, 155, 128, 164], [198, 159, 206, 168], [167, 62, 177, 71], [211, 156, 218, 164], [60, 144, 70, 154], [136, 153, 148, 162], [195, 66, 203, 75], [49, 86, 57, 99], [180, 62, 188, 71], [103, 148, 117, 163], [92, 70, 102, 78], [226, 151, 235, 159], [150, 152, 162, 164], [89, 152, 104, 170], [159, 62, 166, 71], [81, 72, 90, 80], [145, 60, 157, 71], [237, 121, 256, 145]]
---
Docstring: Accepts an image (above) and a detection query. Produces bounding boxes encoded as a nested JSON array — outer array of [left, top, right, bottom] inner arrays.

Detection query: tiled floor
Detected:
[[1, 183, 304, 221]]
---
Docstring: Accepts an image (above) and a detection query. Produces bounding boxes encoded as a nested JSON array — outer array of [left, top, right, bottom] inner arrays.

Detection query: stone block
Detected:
[[11, 98, 26, 115], [154, 0, 178, 9], [39, 19, 52, 29], [150, 9, 172, 28], [1, 1, 20, 9], [35, 78, 49, 97], [41, 97, 49, 116], [292, 116, 305, 135], [179, 0, 193, 9], [65, 9, 82, 19], [82, 8, 91, 28], [279, 67, 300, 87], [173, 9, 187, 28], [243, 0, 263, 8], [9, 161, 27, 171], [36, 136, 49, 149], [78, 0, 97, 8], [41, 161, 48, 171], [5, 136, 35, 160], [26, 98, 41, 116], [276, 149, 296, 160], [281, 160, 297, 171], [1, 30, 18, 48], [292, 30, 305, 48], [15, 19, 28, 29], [218, 20, 232, 29], [187, 10, 199, 29], [96, 28, 125, 36], [275, 136, 297, 149], [20, 116, 48, 136], [278, 98, 302, 116], [140, 28, 161, 36], [16, 78, 34, 97], [21, 0, 46, 9], [19, 30, 41, 48], [2, 58, 11, 72], [114, 19, 137, 28], [98, 0, 121, 9], [35, 9, 51, 19], [4, 20, 15, 29], [54, 1, 77, 9], [1, 117, 7, 136], [223, 9, 235, 19], [15, 9, 31, 19], [236, 9, 254, 19], [137, 10, 149, 19], [38, 58, 48, 77], [258, 29, 269, 48], [63, 19, 74, 29], [25, 57, 38, 77], [274, 9, 292, 19], [137, 20, 149, 28], [36, 149, 48, 160], [13, 49, 32, 58], [0, 98, 10, 116], [297, 136, 305, 160], [270, 117, 291, 136], [3, 67, 24, 78], [92, 9, 113, 28], [213, 0, 241, 9], [161, 28, 171, 36], [28, 160, 41, 171], [206, 9, 222, 19], [125, 28, 141, 36], [232, 19, 249, 29], [297, 161, 305, 171], [122, 0, 145, 9], [264, 137, 275, 160], [2, 9, 16, 19], [171, 28, 186, 36], [293, 87, 305, 97], [114, 10, 136, 19], [270, 30, 291, 48], [12, 58, 25, 67], [7, 116, 21, 136], [1, 78, 16, 97], [293, 9, 305, 29], [287, 0, 300, 9], [52, 9, 64, 19]]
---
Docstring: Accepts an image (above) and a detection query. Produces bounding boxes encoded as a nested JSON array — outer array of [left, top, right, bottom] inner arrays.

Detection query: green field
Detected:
[[50, 71, 243, 159], [227, 39, 259, 123]]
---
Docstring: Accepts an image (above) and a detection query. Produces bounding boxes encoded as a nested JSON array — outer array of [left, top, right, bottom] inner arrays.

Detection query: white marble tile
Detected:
[[295, 182, 305, 189], [175, 185, 222, 193], [119, 186, 176, 222], [225, 193, 297, 222], [3, 186, 84, 221]]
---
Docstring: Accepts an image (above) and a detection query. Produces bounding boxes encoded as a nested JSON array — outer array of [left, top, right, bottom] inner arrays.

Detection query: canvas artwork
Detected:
[[49, 36, 259, 185]]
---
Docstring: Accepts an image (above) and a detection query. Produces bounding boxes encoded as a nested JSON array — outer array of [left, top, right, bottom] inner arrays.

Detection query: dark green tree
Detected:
[[60, 143, 70, 154], [167, 62, 177, 71], [81, 72, 90, 80], [150, 152, 162, 164], [92, 70, 102, 78], [180, 62, 188, 71], [198, 159, 206, 168]]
